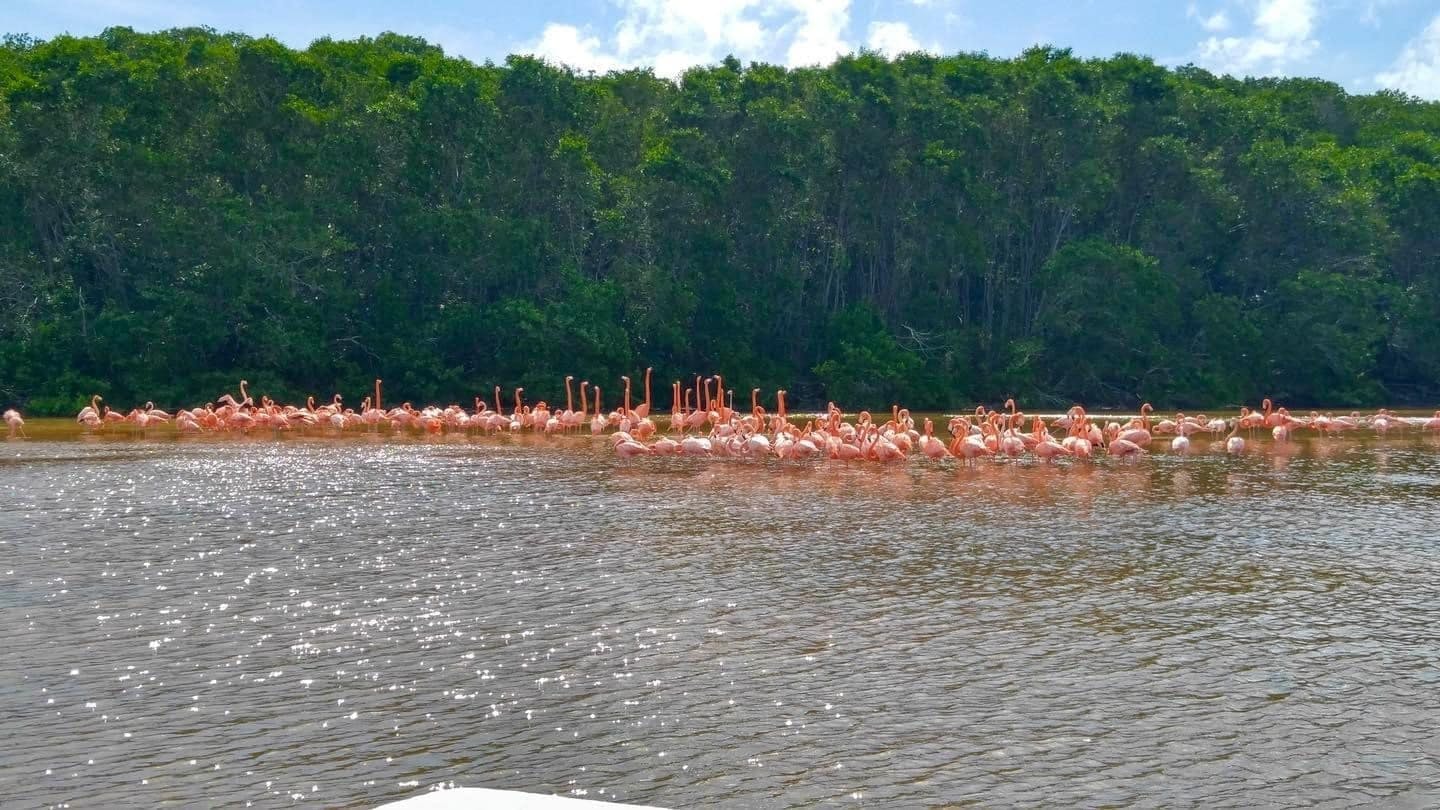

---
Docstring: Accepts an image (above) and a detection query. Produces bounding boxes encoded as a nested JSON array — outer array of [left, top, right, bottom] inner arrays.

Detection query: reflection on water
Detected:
[[2, 430, 1440, 808]]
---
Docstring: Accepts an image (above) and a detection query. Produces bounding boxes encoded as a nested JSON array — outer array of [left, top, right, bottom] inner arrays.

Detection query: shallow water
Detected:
[[3, 425, 1440, 808]]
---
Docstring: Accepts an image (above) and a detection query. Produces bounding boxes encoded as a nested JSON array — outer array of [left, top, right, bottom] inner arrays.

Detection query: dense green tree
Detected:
[[1, 28, 1438, 414]]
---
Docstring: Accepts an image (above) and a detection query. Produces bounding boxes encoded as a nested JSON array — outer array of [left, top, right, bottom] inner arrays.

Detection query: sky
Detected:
[[7, 1, 1439, 99]]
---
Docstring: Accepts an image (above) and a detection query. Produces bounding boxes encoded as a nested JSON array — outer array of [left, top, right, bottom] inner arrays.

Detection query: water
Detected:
[[3, 425, 1440, 808]]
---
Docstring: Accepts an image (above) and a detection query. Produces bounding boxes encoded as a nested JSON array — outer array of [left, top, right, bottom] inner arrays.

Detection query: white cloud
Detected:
[[1186, 4, 1231, 33], [613, 0, 766, 60], [519, 0, 856, 77], [1195, 0, 1319, 76], [531, 23, 624, 73], [1360, 0, 1399, 28], [1375, 14, 1440, 99], [867, 20, 921, 56], [1254, 0, 1315, 40], [782, 0, 852, 67]]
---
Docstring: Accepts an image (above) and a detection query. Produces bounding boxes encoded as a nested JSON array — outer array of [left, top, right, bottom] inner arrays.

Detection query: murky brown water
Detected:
[[3, 422, 1440, 808]]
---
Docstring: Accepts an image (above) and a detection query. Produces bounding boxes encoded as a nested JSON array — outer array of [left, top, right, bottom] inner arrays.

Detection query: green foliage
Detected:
[[1034, 240, 1180, 403], [813, 305, 921, 406], [1, 28, 1439, 414]]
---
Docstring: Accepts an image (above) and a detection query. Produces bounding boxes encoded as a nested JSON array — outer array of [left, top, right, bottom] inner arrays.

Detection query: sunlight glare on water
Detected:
[[2, 426, 1440, 807]]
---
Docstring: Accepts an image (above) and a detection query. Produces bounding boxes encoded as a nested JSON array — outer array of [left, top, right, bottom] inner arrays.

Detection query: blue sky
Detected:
[[8, 1, 1439, 98]]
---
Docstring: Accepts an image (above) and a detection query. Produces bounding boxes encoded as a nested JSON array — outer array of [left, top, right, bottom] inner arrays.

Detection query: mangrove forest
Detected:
[[1, 27, 1438, 413]]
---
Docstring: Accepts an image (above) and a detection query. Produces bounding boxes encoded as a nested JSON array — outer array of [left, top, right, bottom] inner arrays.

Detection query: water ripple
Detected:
[[2, 434, 1440, 807]]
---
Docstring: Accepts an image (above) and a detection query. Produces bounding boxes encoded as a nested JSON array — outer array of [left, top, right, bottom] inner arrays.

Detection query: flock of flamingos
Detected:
[[5, 370, 1440, 463]]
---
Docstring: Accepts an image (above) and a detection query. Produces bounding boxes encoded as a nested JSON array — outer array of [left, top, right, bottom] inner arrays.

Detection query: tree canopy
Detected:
[[2, 29, 1438, 414]]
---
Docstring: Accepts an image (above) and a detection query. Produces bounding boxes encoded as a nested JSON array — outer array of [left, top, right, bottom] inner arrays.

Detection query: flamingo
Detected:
[[176, 410, 202, 433], [1238, 405, 1265, 435], [4, 409, 25, 437], [864, 426, 906, 462], [998, 414, 1026, 459], [633, 368, 653, 420], [950, 428, 994, 464], [530, 398, 551, 432], [919, 418, 950, 460], [832, 434, 864, 460], [77, 395, 104, 430], [1262, 398, 1280, 428], [680, 433, 712, 456], [670, 381, 684, 433], [745, 409, 772, 456], [1226, 419, 1246, 455], [575, 381, 590, 434], [619, 376, 636, 425], [591, 386, 607, 435], [1105, 425, 1145, 460], [1062, 420, 1094, 460], [683, 378, 708, 432], [721, 379, 740, 424], [613, 431, 651, 457], [511, 389, 526, 432], [561, 376, 576, 431], [787, 424, 821, 460], [1117, 403, 1154, 447], [1371, 409, 1402, 434], [1425, 411, 1440, 430], [1030, 418, 1071, 461]]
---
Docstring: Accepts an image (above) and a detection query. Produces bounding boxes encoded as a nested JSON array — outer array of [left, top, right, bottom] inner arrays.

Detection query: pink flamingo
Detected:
[[511, 389, 526, 432], [1117, 403, 1154, 447], [590, 386, 607, 435], [1271, 405, 1294, 441], [4, 408, 25, 437], [77, 395, 103, 430], [1031, 418, 1071, 461], [1261, 398, 1280, 428], [1238, 405, 1264, 436], [1371, 409, 1402, 434], [362, 388, 386, 430], [560, 376, 576, 431], [612, 431, 651, 457], [670, 381, 684, 433], [1226, 419, 1246, 455], [530, 396, 551, 431], [833, 433, 864, 460], [633, 368, 653, 420], [683, 377, 708, 432], [1105, 424, 1145, 460], [1062, 419, 1094, 460], [715, 377, 734, 424], [487, 386, 507, 431], [1425, 411, 1440, 430], [919, 418, 950, 459], [998, 412, 1026, 459], [680, 433, 712, 456], [781, 422, 821, 460], [575, 381, 590, 434]]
